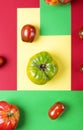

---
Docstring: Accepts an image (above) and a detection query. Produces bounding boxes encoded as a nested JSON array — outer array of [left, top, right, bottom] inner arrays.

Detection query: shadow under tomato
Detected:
[[16, 106, 28, 129], [58, 102, 70, 120]]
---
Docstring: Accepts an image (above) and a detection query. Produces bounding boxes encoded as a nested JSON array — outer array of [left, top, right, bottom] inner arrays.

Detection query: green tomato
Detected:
[[27, 51, 58, 85]]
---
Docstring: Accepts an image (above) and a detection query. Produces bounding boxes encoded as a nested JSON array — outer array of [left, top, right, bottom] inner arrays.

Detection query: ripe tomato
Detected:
[[59, 0, 72, 4], [79, 27, 83, 40], [44, 0, 59, 5], [27, 51, 58, 85], [0, 101, 20, 130], [21, 24, 36, 42], [48, 102, 65, 119], [0, 56, 6, 67], [80, 64, 83, 73]]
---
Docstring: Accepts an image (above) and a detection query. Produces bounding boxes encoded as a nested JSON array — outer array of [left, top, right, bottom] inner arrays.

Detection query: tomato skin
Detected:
[[21, 24, 36, 42], [44, 0, 59, 5], [27, 51, 58, 85], [48, 102, 65, 119], [0, 56, 6, 67], [79, 27, 83, 40], [59, 0, 72, 4], [0, 101, 20, 130], [80, 64, 83, 73]]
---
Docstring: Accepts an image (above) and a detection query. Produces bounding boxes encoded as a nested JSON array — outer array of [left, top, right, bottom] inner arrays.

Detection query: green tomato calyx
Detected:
[[39, 64, 46, 71], [7, 111, 14, 117]]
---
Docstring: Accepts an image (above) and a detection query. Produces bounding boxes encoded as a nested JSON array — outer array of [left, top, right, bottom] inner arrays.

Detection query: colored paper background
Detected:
[[40, 0, 71, 35], [71, 0, 83, 90], [0, 91, 83, 130], [17, 8, 71, 90], [0, 1, 17, 90], [0, 0, 39, 90], [16, 0, 39, 8], [0, 0, 83, 90]]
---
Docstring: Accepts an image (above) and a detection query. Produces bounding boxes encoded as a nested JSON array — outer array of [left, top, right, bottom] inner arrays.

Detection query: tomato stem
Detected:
[[7, 112, 14, 117], [39, 64, 46, 71]]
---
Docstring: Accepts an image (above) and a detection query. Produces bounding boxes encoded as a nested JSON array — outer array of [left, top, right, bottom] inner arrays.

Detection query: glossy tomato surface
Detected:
[[59, 0, 72, 4], [80, 64, 83, 73], [79, 27, 83, 39], [21, 24, 36, 42], [0, 101, 20, 130], [48, 102, 65, 119], [27, 51, 58, 85]]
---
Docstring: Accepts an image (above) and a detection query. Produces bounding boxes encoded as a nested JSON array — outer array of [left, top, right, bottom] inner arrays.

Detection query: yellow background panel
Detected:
[[17, 8, 71, 90]]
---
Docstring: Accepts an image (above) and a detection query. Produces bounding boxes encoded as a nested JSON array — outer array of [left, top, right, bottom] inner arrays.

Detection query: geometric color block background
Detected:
[[40, 0, 71, 35], [0, 0, 83, 130], [0, 0, 39, 90], [0, 0, 83, 90], [17, 8, 71, 90], [0, 91, 83, 130]]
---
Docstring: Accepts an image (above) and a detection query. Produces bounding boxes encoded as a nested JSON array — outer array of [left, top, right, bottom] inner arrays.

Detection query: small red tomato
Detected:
[[21, 24, 36, 42], [80, 64, 83, 73], [0, 101, 20, 130], [0, 56, 6, 67], [79, 27, 83, 40], [59, 0, 72, 4], [48, 102, 65, 120], [44, 0, 59, 6]]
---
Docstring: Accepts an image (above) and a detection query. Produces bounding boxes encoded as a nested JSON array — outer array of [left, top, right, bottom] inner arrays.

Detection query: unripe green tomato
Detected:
[[27, 51, 58, 85]]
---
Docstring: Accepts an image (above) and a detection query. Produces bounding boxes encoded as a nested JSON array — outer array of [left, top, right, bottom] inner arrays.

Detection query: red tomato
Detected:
[[48, 102, 65, 119], [80, 64, 83, 73], [59, 0, 72, 4], [79, 27, 83, 40], [21, 24, 36, 42], [0, 56, 6, 67], [44, 0, 59, 5], [0, 101, 20, 130]]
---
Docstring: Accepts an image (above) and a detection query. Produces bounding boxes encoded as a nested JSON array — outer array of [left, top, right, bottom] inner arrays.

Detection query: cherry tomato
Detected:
[[21, 24, 36, 42], [0, 101, 20, 130], [80, 64, 83, 73], [48, 102, 65, 120], [0, 56, 6, 67], [59, 0, 72, 4], [79, 27, 83, 40]]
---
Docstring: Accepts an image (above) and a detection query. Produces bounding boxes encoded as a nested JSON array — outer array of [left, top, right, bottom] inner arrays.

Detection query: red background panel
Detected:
[[71, 0, 83, 90], [0, 0, 39, 90], [16, 0, 39, 8]]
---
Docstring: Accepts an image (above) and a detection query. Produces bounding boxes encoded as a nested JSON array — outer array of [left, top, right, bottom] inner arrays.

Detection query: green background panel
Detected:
[[0, 91, 83, 130], [40, 0, 71, 35]]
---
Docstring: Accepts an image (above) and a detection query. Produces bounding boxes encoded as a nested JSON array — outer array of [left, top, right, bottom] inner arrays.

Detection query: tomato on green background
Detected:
[[27, 51, 58, 85], [0, 101, 20, 130]]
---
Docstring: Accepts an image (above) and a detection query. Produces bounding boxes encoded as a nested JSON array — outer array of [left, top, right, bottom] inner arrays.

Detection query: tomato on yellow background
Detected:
[[27, 51, 58, 85]]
